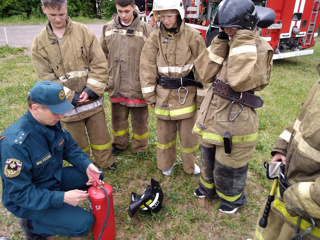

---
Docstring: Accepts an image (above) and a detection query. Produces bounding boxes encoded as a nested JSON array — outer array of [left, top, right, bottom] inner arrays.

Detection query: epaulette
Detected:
[[13, 131, 29, 145]]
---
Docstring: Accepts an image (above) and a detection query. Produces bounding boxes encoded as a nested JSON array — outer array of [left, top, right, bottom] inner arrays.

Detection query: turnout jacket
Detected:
[[140, 21, 206, 120], [31, 17, 108, 122], [100, 12, 153, 107], [0, 111, 92, 218], [193, 29, 273, 147], [270, 80, 320, 234]]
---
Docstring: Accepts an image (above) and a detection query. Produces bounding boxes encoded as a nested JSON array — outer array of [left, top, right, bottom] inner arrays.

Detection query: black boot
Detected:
[[19, 219, 46, 240]]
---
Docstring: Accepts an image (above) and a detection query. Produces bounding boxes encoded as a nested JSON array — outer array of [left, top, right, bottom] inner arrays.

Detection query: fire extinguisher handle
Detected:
[[89, 172, 103, 186]]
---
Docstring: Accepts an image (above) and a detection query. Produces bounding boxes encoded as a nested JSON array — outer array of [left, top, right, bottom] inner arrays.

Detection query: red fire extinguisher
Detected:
[[88, 172, 116, 240]]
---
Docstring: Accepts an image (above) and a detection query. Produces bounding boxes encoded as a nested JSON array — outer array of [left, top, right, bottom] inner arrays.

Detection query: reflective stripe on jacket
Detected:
[[31, 17, 108, 122], [193, 29, 273, 146], [100, 11, 153, 107], [140, 21, 206, 120]]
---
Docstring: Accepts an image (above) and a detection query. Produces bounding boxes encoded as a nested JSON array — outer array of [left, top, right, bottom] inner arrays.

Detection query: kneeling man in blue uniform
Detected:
[[0, 81, 103, 239]]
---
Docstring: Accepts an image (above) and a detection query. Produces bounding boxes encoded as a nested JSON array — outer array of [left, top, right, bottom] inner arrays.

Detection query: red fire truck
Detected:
[[136, 0, 320, 60]]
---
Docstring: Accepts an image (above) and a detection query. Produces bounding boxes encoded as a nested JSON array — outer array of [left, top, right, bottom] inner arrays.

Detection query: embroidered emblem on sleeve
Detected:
[[4, 158, 23, 178]]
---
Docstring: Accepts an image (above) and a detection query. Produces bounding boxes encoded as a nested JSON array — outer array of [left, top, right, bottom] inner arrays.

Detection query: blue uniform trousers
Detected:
[[24, 167, 99, 237]]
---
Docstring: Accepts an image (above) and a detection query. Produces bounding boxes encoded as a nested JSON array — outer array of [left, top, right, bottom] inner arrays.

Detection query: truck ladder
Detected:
[[186, 0, 201, 19], [304, 0, 320, 46]]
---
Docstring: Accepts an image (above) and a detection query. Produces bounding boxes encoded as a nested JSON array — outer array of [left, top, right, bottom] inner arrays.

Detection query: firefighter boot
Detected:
[[193, 163, 200, 174], [19, 219, 46, 240]]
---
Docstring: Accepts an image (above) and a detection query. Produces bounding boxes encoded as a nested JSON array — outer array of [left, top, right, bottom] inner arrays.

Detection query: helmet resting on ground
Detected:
[[128, 179, 164, 218]]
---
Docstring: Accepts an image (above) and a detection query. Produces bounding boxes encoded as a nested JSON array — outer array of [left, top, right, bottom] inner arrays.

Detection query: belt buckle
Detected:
[[159, 77, 165, 86]]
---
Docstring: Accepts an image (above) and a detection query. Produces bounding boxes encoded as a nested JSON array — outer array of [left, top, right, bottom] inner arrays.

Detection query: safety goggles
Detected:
[[157, 13, 179, 17]]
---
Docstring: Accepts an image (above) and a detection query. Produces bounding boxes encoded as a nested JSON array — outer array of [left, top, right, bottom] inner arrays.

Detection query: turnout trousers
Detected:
[[157, 114, 199, 174], [61, 109, 113, 169], [22, 167, 101, 237], [254, 194, 320, 240], [111, 103, 149, 153], [197, 144, 255, 209]]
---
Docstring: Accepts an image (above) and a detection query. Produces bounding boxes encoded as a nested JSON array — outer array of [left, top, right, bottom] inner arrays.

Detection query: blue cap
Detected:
[[28, 81, 74, 114]]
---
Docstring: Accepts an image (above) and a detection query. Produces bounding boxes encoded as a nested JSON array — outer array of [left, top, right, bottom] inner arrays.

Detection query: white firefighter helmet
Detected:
[[152, 0, 185, 21]]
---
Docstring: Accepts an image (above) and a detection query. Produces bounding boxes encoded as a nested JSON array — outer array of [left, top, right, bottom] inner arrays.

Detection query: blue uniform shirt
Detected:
[[0, 110, 92, 218]]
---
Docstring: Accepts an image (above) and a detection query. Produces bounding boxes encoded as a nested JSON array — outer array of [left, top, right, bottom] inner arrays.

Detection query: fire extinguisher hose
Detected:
[[98, 186, 110, 240], [89, 172, 111, 240]]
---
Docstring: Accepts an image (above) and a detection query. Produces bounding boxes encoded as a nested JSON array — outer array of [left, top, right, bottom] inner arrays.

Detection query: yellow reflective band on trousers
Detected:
[[112, 127, 129, 137], [83, 145, 90, 153], [200, 176, 214, 189], [216, 189, 242, 202], [255, 229, 264, 240], [193, 125, 258, 143], [91, 140, 112, 151], [157, 139, 176, 150], [181, 143, 199, 154], [272, 198, 320, 238], [155, 104, 196, 117], [133, 131, 149, 140]]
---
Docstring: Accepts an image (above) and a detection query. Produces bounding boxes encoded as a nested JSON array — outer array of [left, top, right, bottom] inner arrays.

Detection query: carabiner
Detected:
[[228, 101, 243, 122], [178, 78, 188, 104], [301, 218, 315, 237], [292, 217, 315, 240]]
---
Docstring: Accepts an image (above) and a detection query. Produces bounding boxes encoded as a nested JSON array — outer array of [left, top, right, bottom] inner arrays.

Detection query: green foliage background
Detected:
[[0, 0, 117, 19]]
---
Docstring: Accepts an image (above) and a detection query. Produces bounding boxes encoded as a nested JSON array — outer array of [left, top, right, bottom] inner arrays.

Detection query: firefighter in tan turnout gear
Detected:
[[140, 0, 206, 175], [192, 0, 274, 214], [31, 0, 115, 170], [100, 0, 153, 156], [254, 65, 320, 240]]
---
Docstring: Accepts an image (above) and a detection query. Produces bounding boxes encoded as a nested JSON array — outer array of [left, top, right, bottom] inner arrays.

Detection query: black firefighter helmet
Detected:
[[128, 179, 164, 218], [213, 0, 275, 30]]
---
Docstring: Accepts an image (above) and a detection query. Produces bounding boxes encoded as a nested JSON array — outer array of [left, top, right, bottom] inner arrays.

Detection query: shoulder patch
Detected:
[[14, 131, 28, 145], [4, 158, 23, 178]]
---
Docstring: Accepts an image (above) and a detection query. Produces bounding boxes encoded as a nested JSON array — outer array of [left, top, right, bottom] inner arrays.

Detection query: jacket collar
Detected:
[[159, 20, 185, 39], [46, 16, 73, 40], [25, 110, 61, 141], [114, 11, 139, 30]]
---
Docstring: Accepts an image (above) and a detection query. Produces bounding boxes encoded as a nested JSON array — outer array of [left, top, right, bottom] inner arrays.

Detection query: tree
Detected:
[[100, 0, 117, 19], [0, 0, 117, 19]]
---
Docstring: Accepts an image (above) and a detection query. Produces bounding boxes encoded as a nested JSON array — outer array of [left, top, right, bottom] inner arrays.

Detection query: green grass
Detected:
[[0, 43, 320, 239], [0, 44, 27, 58]]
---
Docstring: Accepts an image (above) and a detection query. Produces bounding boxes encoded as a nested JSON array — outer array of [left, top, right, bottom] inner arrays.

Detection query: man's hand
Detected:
[[271, 152, 287, 164], [86, 163, 102, 186], [63, 189, 88, 206], [78, 92, 90, 105], [149, 103, 155, 108]]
